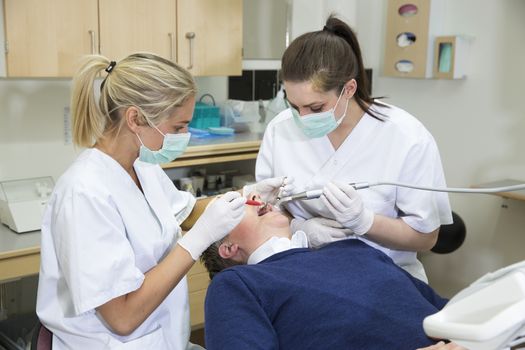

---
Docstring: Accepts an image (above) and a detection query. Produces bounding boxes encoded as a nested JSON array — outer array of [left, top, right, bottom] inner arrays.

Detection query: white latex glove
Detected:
[[243, 176, 295, 203], [290, 217, 352, 248], [321, 181, 374, 236], [178, 191, 246, 260], [416, 341, 467, 350]]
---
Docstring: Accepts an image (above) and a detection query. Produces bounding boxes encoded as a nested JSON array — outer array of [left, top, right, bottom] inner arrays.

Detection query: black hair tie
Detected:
[[323, 25, 332, 33], [105, 61, 116, 73]]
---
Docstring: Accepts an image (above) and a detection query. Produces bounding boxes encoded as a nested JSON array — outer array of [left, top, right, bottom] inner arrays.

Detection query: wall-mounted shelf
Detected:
[[383, 0, 470, 79], [384, 0, 439, 78], [161, 132, 263, 169], [433, 36, 470, 79], [472, 179, 525, 202]]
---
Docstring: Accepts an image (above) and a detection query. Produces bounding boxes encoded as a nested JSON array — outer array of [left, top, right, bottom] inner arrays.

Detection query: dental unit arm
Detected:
[[276, 181, 525, 205]]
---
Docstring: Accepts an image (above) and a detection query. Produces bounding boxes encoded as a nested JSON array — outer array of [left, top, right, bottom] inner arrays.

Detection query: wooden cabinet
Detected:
[[98, 0, 177, 62], [187, 260, 210, 329], [3, 0, 242, 77], [177, 0, 242, 76], [3, 0, 98, 77]]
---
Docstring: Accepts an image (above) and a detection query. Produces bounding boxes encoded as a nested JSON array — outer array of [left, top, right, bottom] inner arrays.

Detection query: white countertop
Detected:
[[0, 223, 40, 255]]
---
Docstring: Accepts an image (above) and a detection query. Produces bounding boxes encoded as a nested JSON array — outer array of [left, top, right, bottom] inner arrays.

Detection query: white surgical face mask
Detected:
[[291, 88, 349, 138], [136, 125, 190, 164]]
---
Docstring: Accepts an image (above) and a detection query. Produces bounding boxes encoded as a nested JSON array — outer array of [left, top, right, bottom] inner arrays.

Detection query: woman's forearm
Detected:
[[96, 244, 194, 336], [365, 215, 439, 252]]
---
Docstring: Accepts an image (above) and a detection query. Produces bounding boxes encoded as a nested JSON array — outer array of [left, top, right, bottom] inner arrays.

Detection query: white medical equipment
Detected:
[[423, 260, 525, 350], [277, 181, 525, 204], [0, 177, 54, 233]]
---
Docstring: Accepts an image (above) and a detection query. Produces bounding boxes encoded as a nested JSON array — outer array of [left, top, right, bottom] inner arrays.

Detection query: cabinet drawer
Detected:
[[189, 260, 208, 275], [189, 289, 207, 329], [188, 271, 210, 293]]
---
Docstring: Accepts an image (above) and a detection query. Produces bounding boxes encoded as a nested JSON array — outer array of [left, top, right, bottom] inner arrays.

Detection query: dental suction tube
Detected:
[[278, 181, 525, 204], [368, 181, 525, 194]]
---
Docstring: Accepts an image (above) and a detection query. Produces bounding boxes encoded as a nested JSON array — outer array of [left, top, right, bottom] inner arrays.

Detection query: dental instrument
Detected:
[[246, 199, 264, 206], [275, 176, 289, 203], [276, 181, 525, 205]]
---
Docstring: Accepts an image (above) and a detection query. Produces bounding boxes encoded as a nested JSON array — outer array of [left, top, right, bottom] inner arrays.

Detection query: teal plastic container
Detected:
[[190, 102, 221, 130]]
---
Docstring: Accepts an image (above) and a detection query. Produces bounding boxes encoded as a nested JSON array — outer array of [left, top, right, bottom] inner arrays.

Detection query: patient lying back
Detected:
[[201, 194, 449, 349]]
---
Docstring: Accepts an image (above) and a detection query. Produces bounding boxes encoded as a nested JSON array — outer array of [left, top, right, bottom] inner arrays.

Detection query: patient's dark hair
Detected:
[[201, 241, 242, 280]]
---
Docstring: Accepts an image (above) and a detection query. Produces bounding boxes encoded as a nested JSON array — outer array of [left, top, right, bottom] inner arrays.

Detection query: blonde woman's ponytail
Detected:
[[71, 55, 111, 147]]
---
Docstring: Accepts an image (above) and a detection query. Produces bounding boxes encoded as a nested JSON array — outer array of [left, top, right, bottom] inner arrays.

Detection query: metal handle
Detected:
[[88, 30, 96, 54], [168, 32, 174, 61], [185, 32, 195, 69]]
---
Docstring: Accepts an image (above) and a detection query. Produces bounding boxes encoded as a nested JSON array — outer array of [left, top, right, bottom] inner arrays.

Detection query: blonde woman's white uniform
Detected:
[[37, 149, 198, 349], [256, 103, 453, 282]]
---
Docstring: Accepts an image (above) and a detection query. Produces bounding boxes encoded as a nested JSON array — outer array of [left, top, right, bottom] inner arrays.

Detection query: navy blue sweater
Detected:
[[204, 239, 447, 350]]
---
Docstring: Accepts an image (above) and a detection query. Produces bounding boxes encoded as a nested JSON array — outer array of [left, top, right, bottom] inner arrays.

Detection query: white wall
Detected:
[[355, 0, 525, 296], [291, 0, 357, 39], [0, 80, 79, 181], [0, 0, 6, 76]]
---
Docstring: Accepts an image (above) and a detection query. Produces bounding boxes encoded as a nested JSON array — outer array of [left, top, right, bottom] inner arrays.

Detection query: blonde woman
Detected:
[[36, 53, 246, 349]]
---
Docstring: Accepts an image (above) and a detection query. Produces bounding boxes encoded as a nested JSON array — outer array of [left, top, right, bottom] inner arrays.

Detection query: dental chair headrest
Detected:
[[431, 211, 466, 254]]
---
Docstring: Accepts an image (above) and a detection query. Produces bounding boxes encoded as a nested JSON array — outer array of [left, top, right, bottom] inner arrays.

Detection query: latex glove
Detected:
[[178, 191, 246, 260], [321, 181, 374, 236], [243, 176, 295, 203], [290, 217, 352, 248]]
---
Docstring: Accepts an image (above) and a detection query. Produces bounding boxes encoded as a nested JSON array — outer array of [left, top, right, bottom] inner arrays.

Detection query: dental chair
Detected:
[[432, 211, 466, 254], [424, 260, 525, 350], [425, 213, 525, 349]]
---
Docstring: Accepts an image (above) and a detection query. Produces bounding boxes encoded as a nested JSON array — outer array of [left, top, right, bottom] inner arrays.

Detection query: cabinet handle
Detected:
[[168, 32, 175, 61], [88, 30, 96, 54], [185, 32, 195, 69]]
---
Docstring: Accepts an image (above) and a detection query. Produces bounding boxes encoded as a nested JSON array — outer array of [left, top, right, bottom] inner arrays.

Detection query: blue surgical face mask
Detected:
[[291, 88, 349, 138], [136, 125, 191, 164]]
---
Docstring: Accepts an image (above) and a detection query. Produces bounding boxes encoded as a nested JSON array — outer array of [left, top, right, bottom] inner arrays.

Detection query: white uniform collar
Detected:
[[247, 231, 308, 265]]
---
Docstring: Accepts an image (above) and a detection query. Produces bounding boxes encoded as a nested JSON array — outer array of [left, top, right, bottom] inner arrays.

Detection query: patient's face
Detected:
[[228, 193, 290, 243]]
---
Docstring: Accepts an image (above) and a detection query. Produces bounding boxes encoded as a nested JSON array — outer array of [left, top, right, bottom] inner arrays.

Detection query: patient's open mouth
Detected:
[[257, 204, 274, 216]]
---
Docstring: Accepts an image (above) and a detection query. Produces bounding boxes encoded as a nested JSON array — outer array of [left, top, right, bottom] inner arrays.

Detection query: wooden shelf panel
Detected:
[[161, 133, 262, 168], [0, 246, 40, 261], [0, 252, 40, 282], [178, 140, 261, 158], [162, 151, 258, 168]]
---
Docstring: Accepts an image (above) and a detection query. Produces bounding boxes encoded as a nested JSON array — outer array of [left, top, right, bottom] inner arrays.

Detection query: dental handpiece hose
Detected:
[[279, 182, 525, 203]]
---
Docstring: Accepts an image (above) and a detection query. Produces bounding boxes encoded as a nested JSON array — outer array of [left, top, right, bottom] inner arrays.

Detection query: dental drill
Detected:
[[276, 181, 525, 205]]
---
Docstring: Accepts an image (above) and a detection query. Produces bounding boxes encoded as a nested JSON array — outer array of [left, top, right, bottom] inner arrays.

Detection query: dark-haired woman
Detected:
[[256, 16, 452, 282]]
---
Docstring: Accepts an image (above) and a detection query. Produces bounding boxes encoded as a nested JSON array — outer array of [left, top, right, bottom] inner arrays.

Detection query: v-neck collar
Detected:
[[90, 148, 141, 191]]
